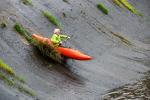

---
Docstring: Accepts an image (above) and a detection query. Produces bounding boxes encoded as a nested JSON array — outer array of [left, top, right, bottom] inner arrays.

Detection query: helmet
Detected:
[[54, 28, 60, 34]]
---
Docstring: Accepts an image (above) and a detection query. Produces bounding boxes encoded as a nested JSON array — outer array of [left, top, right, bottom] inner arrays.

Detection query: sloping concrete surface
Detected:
[[0, 0, 150, 99]]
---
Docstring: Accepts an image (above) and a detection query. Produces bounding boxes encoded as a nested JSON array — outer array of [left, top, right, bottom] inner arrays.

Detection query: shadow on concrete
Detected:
[[32, 47, 85, 85]]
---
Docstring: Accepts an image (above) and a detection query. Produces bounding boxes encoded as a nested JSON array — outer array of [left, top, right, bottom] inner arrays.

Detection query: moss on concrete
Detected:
[[42, 10, 62, 28], [63, 0, 69, 3], [22, 0, 32, 6], [97, 3, 109, 15], [119, 0, 143, 16], [0, 22, 7, 28], [62, 12, 67, 18], [113, 0, 123, 8], [0, 72, 15, 87], [17, 85, 36, 97], [14, 23, 33, 43], [62, 0, 70, 4], [15, 75, 26, 84], [0, 59, 15, 75], [0, 58, 36, 97]]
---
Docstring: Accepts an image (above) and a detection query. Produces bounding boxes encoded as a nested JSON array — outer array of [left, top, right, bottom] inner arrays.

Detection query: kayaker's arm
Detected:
[[60, 34, 70, 40]]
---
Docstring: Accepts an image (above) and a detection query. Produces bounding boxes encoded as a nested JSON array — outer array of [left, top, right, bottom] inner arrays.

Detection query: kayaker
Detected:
[[51, 28, 70, 46]]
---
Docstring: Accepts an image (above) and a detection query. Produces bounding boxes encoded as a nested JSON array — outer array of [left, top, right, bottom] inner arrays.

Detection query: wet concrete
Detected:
[[102, 71, 150, 100], [0, 0, 150, 100], [0, 84, 19, 100]]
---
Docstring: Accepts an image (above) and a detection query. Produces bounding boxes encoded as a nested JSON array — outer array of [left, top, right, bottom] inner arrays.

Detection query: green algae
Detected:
[[42, 10, 62, 28], [22, 0, 32, 6], [0, 72, 36, 97], [112, 0, 143, 16], [113, 0, 123, 8], [15, 75, 26, 84], [97, 3, 109, 15], [14, 23, 33, 43], [0, 58, 36, 97], [62, 12, 67, 18], [63, 0, 69, 4], [0, 22, 7, 28], [119, 0, 143, 16], [0, 59, 15, 75], [0, 72, 15, 87], [17, 85, 36, 97], [0, 59, 26, 84]]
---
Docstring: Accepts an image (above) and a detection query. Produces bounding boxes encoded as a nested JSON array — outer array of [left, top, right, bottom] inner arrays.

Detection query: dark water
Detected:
[[102, 71, 150, 100], [0, 0, 150, 100]]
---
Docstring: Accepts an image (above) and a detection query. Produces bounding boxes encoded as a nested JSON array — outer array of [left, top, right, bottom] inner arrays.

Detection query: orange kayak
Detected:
[[32, 34, 92, 60]]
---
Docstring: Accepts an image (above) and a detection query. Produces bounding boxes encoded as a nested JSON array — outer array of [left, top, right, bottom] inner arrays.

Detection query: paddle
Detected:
[[61, 33, 74, 47]]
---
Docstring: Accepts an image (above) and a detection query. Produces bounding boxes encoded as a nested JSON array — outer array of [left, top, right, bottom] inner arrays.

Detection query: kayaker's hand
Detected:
[[60, 41, 63, 44], [67, 36, 70, 39]]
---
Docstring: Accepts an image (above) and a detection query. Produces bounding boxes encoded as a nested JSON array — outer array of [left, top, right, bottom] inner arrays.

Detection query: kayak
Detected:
[[32, 34, 92, 60]]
